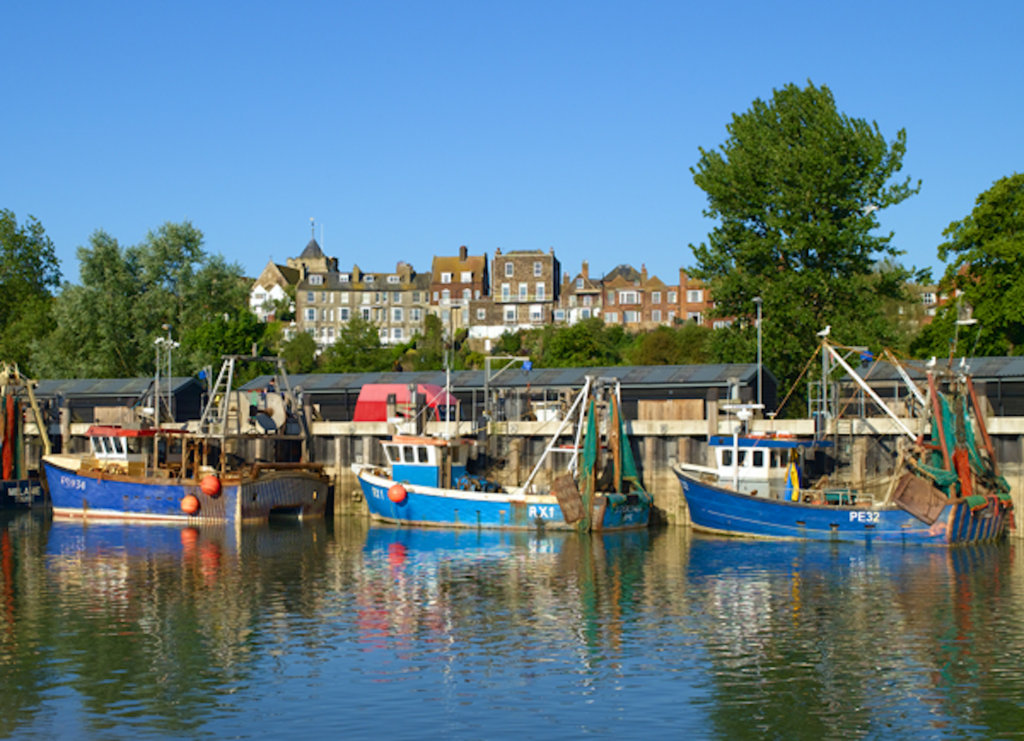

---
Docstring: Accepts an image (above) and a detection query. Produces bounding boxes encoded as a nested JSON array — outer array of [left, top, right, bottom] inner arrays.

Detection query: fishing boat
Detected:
[[0, 363, 48, 508], [352, 376, 653, 531], [673, 339, 1012, 545], [43, 355, 329, 523]]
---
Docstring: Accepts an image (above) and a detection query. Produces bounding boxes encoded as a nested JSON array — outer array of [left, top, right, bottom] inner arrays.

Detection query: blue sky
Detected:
[[3, 1, 1021, 287]]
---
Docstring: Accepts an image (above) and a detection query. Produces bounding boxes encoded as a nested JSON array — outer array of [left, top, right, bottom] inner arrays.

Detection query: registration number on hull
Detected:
[[849, 511, 880, 524]]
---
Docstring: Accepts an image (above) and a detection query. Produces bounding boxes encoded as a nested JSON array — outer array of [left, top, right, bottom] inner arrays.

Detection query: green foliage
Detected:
[[33, 221, 253, 378], [690, 81, 920, 396], [280, 331, 319, 374], [180, 311, 268, 372], [412, 314, 446, 370], [0, 210, 61, 371], [537, 318, 631, 367], [628, 323, 712, 365], [912, 173, 1024, 357], [319, 316, 397, 372]]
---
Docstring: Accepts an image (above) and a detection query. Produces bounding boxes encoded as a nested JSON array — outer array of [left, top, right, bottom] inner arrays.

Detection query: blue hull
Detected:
[[674, 469, 1008, 545], [356, 468, 650, 531], [44, 460, 329, 523]]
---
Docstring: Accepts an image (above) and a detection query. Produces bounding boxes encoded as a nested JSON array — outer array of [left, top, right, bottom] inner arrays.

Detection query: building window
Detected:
[[504, 306, 516, 323], [518, 283, 528, 300], [393, 328, 403, 340], [462, 288, 471, 301], [340, 307, 350, 321], [307, 291, 315, 302], [688, 312, 703, 322], [535, 283, 545, 300], [365, 275, 375, 283], [687, 289, 703, 303], [651, 291, 661, 304], [477, 308, 486, 320], [305, 308, 316, 321], [652, 310, 662, 322], [339, 274, 350, 283], [392, 307, 403, 322], [504, 262, 513, 277], [341, 293, 350, 304], [554, 309, 565, 321], [441, 272, 452, 284], [668, 291, 677, 303], [387, 275, 400, 284], [361, 308, 371, 320], [411, 308, 421, 321], [392, 292, 402, 303], [530, 305, 542, 322], [667, 311, 675, 322], [533, 261, 541, 277], [607, 291, 615, 304], [605, 312, 618, 323], [461, 271, 472, 282], [580, 308, 591, 319], [501, 283, 511, 301], [441, 289, 450, 303], [583, 295, 592, 307], [309, 274, 323, 286], [576, 277, 583, 289], [619, 291, 638, 304], [624, 311, 639, 323]]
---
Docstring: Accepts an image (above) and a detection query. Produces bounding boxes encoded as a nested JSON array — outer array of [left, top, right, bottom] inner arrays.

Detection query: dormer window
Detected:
[[339, 274, 350, 283], [387, 275, 401, 284], [309, 274, 323, 286], [441, 272, 452, 284], [365, 275, 375, 283]]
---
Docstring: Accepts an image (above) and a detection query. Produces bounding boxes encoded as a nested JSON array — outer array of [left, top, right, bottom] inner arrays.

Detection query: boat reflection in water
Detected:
[[681, 534, 1020, 739], [357, 525, 654, 655], [4, 513, 1023, 738]]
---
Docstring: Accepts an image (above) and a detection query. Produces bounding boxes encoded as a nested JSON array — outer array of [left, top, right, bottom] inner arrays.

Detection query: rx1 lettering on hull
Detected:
[[529, 505, 557, 520]]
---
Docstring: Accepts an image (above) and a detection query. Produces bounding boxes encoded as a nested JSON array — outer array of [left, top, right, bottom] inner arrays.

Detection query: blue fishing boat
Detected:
[[43, 355, 329, 523], [673, 341, 1012, 545], [353, 377, 653, 532]]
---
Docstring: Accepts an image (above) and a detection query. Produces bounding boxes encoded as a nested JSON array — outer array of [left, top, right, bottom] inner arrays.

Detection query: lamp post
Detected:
[[753, 296, 763, 408]]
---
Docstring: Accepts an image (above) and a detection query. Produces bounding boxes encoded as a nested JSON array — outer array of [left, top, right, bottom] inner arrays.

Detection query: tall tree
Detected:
[[35, 221, 251, 377], [0, 210, 61, 371], [690, 81, 921, 396], [912, 173, 1024, 357]]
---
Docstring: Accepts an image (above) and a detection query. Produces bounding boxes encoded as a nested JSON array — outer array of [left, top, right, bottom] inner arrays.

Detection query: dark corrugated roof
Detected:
[[35, 377, 199, 398], [848, 356, 1024, 383], [243, 363, 765, 393]]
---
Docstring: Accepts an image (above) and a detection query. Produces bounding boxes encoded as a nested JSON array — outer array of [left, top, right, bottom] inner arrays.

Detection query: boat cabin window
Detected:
[[386, 446, 399, 464], [110, 436, 124, 455], [417, 446, 428, 463], [771, 451, 783, 468], [721, 450, 747, 467], [403, 445, 416, 463], [752, 450, 763, 468]]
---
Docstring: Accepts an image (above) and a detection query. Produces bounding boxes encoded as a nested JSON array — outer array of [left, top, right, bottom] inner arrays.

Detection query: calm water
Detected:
[[2, 512, 1024, 740]]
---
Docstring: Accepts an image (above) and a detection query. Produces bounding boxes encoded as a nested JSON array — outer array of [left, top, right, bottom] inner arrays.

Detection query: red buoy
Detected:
[[180, 494, 200, 515], [200, 475, 222, 497], [387, 484, 407, 504]]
